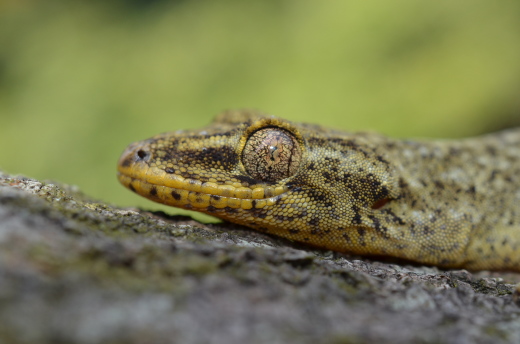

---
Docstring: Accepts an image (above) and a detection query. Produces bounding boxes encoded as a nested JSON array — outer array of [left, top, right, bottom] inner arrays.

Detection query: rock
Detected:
[[1, 171, 520, 344]]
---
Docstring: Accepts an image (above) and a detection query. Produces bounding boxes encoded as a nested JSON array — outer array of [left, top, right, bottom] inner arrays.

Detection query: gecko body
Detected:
[[118, 110, 520, 270]]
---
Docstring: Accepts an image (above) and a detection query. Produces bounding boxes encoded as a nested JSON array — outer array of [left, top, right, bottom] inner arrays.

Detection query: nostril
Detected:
[[136, 149, 149, 160]]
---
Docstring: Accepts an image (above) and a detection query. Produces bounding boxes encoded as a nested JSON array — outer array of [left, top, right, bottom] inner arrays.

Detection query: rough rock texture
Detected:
[[1, 171, 520, 344]]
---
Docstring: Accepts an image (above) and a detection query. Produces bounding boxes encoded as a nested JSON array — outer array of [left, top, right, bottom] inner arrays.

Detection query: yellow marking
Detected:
[[254, 199, 267, 209], [240, 199, 253, 210], [187, 179, 202, 193], [201, 182, 219, 194], [264, 187, 275, 197], [189, 192, 211, 208], [210, 196, 229, 208], [227, 198, 242, 208], [219, 185, 235, 197], [235, 187, 252, 198], [266, 197, 277, 206], [252, 188, 264, 199], [275, 186, 286, 195]]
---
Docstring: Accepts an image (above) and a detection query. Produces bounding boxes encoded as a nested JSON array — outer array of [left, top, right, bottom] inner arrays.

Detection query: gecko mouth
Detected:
[[117, 171, 287, 211]]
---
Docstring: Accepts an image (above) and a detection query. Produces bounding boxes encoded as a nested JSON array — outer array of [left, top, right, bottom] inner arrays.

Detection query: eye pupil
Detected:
[[242, 128, 302, 182]]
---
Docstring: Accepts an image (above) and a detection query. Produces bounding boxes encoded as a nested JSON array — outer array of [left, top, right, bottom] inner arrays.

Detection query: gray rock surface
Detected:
[[1, 171, 520, 344]]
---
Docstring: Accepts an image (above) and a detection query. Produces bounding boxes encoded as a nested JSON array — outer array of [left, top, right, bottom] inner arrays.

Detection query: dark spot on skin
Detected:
[[310, 191, 326, 202], [352, 213, 362, 225], [380, 209, 405, 225], [129, 184, 136, 192], [275, 215, 294, 222], [234, 174, 261, 185], [150, 187, 157, 196], [324, 157, 340, 164], [467, 186, 476, 194], [211, 195, 221, 201], [310, 229, 320, 235], [206, 206, 216, 212], [257, 213, 267, 219], [224, 207, 237, 214], [368, 215, 386, 236], [357, 228, 366, 237], [343, 233, 351, 242], [171, 191, 181, 200], [307, 137, 327, 146], [203, 146, 237, 165], [329, 211, 340, 220], [307, 217, 320, 227], [308, 163, 315, 170], [375, 155, 389, 164], [289, 229, 300, 234], [352, 205, 362, 224], [165, 167, 175, 174], [121, 157, 133, 167], [322, 171, 331, 180]]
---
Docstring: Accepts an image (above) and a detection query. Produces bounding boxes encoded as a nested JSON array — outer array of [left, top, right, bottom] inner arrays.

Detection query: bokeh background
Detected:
[[1, 0, 519, 220]]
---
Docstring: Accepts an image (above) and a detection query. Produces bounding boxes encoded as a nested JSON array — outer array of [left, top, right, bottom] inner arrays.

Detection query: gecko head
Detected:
[[117, 113, 305, 215], [118, 110, 398, 250]]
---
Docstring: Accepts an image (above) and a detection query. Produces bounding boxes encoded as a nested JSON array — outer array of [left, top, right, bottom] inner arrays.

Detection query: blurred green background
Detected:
[[1, 0, 519, 220]]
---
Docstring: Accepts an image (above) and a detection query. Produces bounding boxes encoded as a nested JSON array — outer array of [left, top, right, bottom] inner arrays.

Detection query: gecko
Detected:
[[117, 109, 520, 271]]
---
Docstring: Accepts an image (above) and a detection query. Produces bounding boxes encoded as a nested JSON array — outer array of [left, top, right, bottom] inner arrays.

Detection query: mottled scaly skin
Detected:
[[118, 110, 520, 271]]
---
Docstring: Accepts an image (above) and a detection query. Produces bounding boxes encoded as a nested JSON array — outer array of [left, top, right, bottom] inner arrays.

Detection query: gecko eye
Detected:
[[242, 127, 302, 182]]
